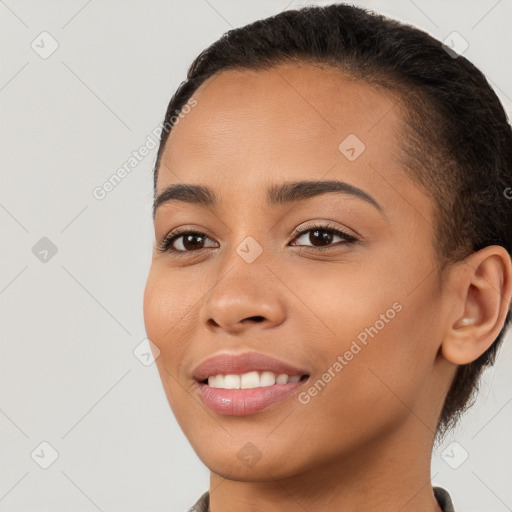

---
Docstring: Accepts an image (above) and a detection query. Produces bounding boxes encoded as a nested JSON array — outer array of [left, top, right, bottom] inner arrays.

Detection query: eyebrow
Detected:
[[153, 179, 384, 218]]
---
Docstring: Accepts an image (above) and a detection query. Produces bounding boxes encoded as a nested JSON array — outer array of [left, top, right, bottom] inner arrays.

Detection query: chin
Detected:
[[191, 434, 313, 481]]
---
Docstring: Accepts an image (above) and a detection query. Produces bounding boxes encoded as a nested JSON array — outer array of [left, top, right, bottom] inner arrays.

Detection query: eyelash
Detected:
[[156, 222, 359, 256]]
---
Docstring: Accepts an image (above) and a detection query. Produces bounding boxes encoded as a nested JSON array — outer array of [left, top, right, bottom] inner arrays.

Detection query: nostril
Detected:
[[249, 316, 265, 322]]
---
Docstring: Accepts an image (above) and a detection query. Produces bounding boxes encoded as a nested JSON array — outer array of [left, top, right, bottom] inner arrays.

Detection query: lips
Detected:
[[192, 350, 310, 382]]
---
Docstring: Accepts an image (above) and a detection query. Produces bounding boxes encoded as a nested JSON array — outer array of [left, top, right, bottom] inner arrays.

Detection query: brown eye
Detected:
[[157, 223, 358, 256], [305, 229, 334, 247], [157, 231, 218, 254], [290, 224, 358, 250]]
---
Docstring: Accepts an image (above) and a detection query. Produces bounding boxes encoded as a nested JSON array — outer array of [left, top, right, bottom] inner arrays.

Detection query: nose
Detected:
[[199, 263, 286, 335], [207, 313, 266, 330]]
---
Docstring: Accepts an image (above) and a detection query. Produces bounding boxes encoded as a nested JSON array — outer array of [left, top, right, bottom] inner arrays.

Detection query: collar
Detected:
[[189, 486, 456, 511]]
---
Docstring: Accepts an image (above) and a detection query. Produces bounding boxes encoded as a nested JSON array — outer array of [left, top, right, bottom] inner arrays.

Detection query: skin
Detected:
[[143, 62, 512, 512]]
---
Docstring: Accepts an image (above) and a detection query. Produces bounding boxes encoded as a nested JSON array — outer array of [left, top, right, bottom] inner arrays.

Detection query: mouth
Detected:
[[192, 350, 311, 415], [192, 350, 310, 382], [195, 372, 311, 416], [199, 371, 310, 389]]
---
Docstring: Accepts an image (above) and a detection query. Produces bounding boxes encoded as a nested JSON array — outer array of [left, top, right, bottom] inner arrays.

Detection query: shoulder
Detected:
[[434, 486, 456, 512], [187, 490, 209, 512]]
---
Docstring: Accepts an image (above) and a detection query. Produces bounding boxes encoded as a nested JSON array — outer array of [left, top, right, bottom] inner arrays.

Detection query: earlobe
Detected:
[[454, 317, 473, 327], [441, 245, 512, 366]]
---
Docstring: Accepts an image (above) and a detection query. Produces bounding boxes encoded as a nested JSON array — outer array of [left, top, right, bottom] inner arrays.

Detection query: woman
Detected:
[[143, 4, 512, 511]]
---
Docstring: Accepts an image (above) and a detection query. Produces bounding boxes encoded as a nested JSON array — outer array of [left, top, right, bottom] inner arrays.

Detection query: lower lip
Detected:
[[196, 378, 308, 416]]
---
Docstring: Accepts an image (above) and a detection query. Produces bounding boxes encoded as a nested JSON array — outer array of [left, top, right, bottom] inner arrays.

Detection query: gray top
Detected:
[[188, 486, 455, 511]]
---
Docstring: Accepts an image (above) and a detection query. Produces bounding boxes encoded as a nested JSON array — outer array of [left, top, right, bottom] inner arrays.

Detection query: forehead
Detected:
[[157, 62, 428, 219]]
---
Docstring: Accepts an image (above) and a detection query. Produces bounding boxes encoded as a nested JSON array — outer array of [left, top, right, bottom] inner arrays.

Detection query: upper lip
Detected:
[[192, 351, 310, 382]]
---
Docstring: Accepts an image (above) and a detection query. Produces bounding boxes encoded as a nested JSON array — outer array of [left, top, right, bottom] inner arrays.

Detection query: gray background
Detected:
[[1, 0, 511, 511]]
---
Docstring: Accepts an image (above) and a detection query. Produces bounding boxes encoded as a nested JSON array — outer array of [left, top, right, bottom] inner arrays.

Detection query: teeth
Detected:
[[241, 371, 260, 389], [260, 371, 276, 387], [206, 371, 303, 389], [224, 374, 240, 389]]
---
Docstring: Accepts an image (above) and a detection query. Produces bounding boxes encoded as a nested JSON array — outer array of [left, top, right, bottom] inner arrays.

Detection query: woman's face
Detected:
[[143, 63, 455, 479]]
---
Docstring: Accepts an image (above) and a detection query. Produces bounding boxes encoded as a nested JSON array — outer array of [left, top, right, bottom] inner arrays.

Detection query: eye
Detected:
[[156, 222, 359, 256], [156, 230, 217, 255], [289, 222, 358, 251]]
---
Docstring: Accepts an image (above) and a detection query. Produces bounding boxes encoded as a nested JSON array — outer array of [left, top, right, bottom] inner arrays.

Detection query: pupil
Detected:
[[184, 234, 204, 250], [311, 229, 331, 246]]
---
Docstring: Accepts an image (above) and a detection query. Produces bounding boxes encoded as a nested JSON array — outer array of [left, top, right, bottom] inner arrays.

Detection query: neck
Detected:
[[208, 419, 443, 512]]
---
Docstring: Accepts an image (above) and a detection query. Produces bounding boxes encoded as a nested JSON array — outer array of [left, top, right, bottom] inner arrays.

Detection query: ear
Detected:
[[441, 245, 512, 365]]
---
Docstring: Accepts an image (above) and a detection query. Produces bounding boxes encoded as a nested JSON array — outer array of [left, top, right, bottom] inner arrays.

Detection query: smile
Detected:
[[204, 371, 307, 389]]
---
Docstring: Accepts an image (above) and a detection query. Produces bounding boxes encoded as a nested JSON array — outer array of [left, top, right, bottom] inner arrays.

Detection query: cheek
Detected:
[[301, 266, 440, 430], [294, 308, 434, 455], [143, 270, 196, 415], [143, 270, 167, 347], [352, 297, 438, 419], [143, 269, 187, 371], [143, 265, 213, 392], [143, 266, 191, 341]]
